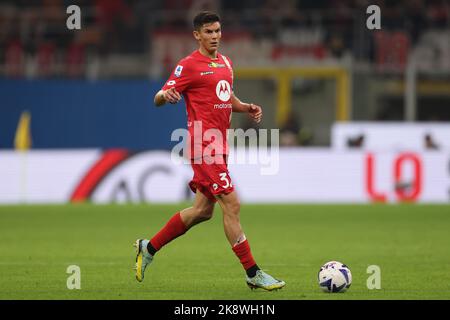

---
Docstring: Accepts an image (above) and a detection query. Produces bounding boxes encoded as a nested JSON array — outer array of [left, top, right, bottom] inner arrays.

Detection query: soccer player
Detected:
[[134, 11, 285, 291]]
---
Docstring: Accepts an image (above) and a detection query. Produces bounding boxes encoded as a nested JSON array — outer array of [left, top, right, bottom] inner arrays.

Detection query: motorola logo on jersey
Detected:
[[216, 80, 231, 102]]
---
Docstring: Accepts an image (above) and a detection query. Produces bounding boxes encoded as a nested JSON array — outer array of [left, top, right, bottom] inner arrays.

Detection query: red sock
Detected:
[[150, 212, 187, 251], [232, 239, 257, 271]]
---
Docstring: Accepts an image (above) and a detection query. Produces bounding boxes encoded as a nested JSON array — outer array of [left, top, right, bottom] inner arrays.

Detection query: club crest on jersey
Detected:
[[209, 62, 226, 68], [216, 80, 231, 102], [174, 65, 183, 77]]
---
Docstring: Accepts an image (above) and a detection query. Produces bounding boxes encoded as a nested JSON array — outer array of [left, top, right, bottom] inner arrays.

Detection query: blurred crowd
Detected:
[[0, 0, 449, 77]]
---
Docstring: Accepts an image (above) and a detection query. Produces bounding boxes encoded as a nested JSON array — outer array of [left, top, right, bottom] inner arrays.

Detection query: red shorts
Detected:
[[188, 155, 235, 202]]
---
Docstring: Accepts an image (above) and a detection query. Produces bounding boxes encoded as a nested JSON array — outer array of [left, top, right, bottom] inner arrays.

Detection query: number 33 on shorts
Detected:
[[213, 172, 233, 191]]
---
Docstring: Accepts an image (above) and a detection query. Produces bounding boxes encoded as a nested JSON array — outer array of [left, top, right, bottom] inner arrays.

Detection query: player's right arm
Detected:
[[154, 88, 182, 106], [154, 61, 191, 107]]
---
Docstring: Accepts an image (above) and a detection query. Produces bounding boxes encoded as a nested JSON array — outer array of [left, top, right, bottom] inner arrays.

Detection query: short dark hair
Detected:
[[193, 11, 221, 30]]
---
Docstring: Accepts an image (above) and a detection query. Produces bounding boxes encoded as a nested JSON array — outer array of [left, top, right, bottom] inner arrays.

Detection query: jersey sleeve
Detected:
[[227, 56, 233, 68], [222, 55, 234, 91], [161, 60, 191, 93]]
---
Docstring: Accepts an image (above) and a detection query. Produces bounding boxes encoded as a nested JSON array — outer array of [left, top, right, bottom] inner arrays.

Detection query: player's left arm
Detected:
[[231, 93, 262, 124]]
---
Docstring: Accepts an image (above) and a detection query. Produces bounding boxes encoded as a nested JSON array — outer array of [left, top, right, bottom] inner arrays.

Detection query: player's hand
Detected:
[[163, 87, 182, 104], [248, 103, 262, 124]]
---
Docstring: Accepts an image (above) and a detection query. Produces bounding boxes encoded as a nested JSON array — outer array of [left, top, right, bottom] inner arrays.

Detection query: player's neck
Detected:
[[198, 46, 218, 59]]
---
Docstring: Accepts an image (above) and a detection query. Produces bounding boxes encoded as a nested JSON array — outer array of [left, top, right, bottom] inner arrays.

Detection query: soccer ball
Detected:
[[318, 261, 352, 293]]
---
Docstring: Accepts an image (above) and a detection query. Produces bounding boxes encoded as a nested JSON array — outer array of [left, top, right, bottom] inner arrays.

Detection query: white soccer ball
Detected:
[[318, 261, 352, 293]]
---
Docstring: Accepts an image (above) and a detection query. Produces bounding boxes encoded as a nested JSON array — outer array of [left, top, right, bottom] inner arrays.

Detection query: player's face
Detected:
[[194, 22, 221, 53]]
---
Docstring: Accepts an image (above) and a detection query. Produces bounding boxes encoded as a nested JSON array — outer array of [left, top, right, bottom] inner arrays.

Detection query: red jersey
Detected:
[[162, 50, 233, 160]]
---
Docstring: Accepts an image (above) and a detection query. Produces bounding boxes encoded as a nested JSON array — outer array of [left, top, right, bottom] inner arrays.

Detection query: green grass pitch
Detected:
[[0, 203, 449, 300]]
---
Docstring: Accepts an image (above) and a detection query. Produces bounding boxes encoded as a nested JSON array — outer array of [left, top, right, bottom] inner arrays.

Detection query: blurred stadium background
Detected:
[[1, 0, 449, 203], [1, 0, 450, 301]]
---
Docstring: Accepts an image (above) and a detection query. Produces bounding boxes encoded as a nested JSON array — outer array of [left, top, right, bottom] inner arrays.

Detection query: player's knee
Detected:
[[194, 206, 214, 221]]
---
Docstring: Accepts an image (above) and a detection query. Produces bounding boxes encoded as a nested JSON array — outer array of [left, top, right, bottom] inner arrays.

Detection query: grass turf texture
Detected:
[[0, 204, 449, 300]]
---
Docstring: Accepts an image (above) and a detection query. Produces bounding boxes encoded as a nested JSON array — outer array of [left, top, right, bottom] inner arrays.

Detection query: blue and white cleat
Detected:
[[246, 270, 285, 291], [133, 239, 153, 282]]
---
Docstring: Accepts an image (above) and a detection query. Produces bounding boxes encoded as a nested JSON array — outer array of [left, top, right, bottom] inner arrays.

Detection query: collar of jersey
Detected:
[[194, 49, 221, 62]]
